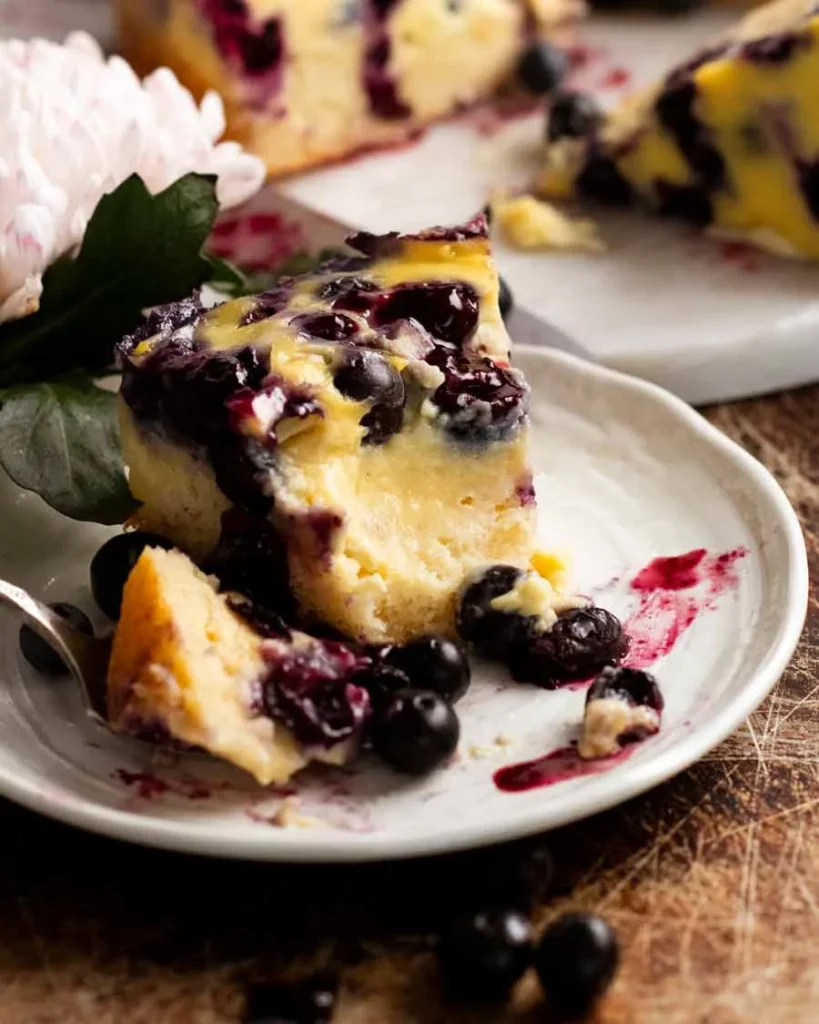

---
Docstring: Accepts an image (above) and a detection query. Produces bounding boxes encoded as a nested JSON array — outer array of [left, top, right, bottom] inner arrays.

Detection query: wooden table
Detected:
[[0, 386, 815, 1024]]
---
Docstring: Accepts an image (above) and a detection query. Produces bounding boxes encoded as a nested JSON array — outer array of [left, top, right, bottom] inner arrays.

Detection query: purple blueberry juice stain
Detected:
[[493, 744, 633, 793]]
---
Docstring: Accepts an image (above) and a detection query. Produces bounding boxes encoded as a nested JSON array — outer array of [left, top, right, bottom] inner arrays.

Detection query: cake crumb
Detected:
[[271, 796, 319, 830], [492, 194, 606, 254]]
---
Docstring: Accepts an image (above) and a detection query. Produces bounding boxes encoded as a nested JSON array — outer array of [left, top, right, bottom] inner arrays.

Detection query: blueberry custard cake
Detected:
[[115, 0, 583, 177], [105, 216, 638, 784], [539, 0, 819, 258]]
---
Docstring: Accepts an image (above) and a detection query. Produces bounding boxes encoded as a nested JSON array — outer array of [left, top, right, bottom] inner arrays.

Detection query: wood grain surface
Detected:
[[0, 386, 815, 1024]]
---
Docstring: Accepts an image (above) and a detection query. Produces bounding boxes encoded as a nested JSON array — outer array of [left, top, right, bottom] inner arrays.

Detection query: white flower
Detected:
[[0, 31, 266, 325]]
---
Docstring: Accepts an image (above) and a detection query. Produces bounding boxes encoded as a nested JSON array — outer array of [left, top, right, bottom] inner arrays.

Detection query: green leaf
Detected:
[[0, 379, 137, 524], [0, 173, 219, 387], [203, 253, 251, 296]]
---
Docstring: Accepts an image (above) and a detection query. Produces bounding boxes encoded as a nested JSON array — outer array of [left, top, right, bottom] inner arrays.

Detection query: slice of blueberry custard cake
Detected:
[[115, 0, 583, 177], [106, 216, 635, 784], [539, 0, 819, 258]]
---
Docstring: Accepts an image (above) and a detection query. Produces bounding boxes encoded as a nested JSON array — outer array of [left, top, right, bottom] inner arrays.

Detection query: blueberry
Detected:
[[355, 660, 411, 713], [374, 282, 480, 346], [438, 908, 533, 1001], [318, 276, 379, 313], [292, 312, 359, 341], [242, 974, 337, 1023], [19, 602, 94, 677], [576, 153, 633, 206], [91, 532, 175, 619], [535, 913, 619, 1016], [431, 355, 529, 446], [371, 689, 460, 774], [334, 350, 406, 444], [587, 666, 663, 714], [498, 276, 514, 321], [240, 287, 291, 326], [509, 605, 627, 686], [547, 91, 601, 143], [238, 18, 283, 75], [456, 565, 540, 658], [517, 42, 569, 95], [383, 636, 471, 703], [333, 350, 404, 405]]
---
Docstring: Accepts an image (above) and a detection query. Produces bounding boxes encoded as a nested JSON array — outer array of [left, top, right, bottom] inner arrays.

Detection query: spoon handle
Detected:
[[0, 579, 109, 717]]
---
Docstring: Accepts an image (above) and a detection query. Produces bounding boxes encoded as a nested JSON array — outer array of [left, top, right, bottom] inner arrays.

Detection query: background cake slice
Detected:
[[115, 0, 582, 177], [108, 546, 369, 785], [117, 216, 537, 644], [539, 0, 819, 258]]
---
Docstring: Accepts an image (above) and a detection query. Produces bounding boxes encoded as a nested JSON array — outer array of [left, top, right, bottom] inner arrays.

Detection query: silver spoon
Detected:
[[0, 579, 110, 719]]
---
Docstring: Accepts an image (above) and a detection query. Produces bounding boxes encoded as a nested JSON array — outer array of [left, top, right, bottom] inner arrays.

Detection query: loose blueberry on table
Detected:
[[438, 907, 534, 1001], [535, 912, 620, 1016]]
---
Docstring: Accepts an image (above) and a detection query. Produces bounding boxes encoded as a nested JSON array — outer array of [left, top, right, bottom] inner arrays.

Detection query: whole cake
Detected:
[[116, 216, 537, 644], [115, 0, 582, 177], [539, 0, 819, 258]]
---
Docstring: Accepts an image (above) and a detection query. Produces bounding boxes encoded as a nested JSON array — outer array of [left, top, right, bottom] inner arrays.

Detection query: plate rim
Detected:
[[0, 345, 808, 861]]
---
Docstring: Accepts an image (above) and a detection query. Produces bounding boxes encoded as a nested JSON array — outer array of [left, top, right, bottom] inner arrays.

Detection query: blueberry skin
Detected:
[[517, 42, 569, 95], [438, 907, 534, 1002], [456, 565, 540, 659], [19, 602, 94, 677], [535, 912, 619, 1016], [547, 91, 601, 143], [508, 605, 627, 686], [90, 532, 175, 619], [384, 636, 471, 704], [371, 688, 460, 775], [587, 665, 663, 713]]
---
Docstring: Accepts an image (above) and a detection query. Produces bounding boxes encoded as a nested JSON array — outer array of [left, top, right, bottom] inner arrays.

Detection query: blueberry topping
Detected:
[[655, 78, 726, 191], [654, 180, 713, 227], [292, 312, 359, 341], [19, 602, 94, 677], [547, 91, 601, 143], [742, 32, 809, 64], [438, 908, 534, 1001], [576, 153, 633, 206], [206, 510, 297, 616], [238, 18, 283, 75], [225, 593, 291, 640], [374, 282, 480, 346], [240, 287, 291, 326], [364, 36, 412, 120], [431, 354, 529, 446], [202, 2, 285, 103], [535, 913, 619, 1016], [242, 975, 337, 1024], [333, 349, 406, 444], [262, 639, 370, 747], [318, 276, 380, 313], [456, 566, 540, 658], [587, 666, 663, 714], [119, 293, 205, 356], [517, 42, 569, 96], [90, 532, 175, 619], [508, 606, 628, 687], [382, 636, 471, 703], [498, 276, 514, 321], [371, 689, 460, 774]]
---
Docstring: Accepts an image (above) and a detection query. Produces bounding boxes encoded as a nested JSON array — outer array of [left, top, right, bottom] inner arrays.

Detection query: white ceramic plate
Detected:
[[0, 346, 806, 861]]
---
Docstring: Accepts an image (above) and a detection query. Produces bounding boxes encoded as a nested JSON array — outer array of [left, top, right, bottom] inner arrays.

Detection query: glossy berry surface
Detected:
[[355, 660, 411, 714], [509, 605, 627, 686], [535, 912, 619, 1016], [292, 311, 359, 341], [547, 91, 601, 143], [334, 349, 406, 445], [374, 282, 480, 345], [456, 565, 540, 658], [90, 532, 175, 620], [517, 42, 569, 95], [438, 907, 534, 1001], [19, 603, 94, 677], [587, 665, 663, 713], [319, 276, 380, 313], [242, 975, 336, 1024], [371, 689, 460, 774], [384, 636, 471, 704], [498, 276, 514, 320], [431, 354, 529, 446]]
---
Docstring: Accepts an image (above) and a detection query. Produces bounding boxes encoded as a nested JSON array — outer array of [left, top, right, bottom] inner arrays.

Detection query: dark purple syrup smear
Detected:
[[200, 0, 285, 110], [494, 743, 633, 792]]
